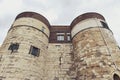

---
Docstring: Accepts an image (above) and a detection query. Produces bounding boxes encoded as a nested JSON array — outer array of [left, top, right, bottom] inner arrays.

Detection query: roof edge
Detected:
[[70, 12, 105, 29], [15, 11, 50, 28]]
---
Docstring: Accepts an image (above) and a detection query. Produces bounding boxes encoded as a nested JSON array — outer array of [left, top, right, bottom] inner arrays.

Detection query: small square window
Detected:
[[29, 46, 40, 57], [8, 43, 19, 53]]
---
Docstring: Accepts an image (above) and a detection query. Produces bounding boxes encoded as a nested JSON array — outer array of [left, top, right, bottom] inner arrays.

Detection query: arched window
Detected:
[[113, 74, 120, 80]]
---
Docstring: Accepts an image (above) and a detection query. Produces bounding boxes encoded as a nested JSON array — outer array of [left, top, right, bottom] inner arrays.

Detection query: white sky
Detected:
[[0, 0, 120, 45]]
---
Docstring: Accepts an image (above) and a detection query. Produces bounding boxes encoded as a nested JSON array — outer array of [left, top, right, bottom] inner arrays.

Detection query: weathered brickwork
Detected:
[[0, 12, 120, 80]]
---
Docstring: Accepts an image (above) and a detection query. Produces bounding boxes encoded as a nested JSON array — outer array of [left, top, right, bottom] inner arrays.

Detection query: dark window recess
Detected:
[[59, 56, 62, 65], [113, 74, 120, 80], [41, 26, 45, 32], [29, 46, 40, 57], [8, 43, 19, 53], [100, 21, 109, 29]]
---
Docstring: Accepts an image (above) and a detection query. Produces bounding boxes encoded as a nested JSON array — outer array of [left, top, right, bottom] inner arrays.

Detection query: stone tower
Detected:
[[71, 13, 120, 80], [0, 12, 50, 80], [0, 12, 120, 80]]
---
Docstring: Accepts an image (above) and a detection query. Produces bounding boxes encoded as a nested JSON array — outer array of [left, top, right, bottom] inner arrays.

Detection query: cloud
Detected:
[[0, 0, 23, 15], [0, 0, 120, 46]]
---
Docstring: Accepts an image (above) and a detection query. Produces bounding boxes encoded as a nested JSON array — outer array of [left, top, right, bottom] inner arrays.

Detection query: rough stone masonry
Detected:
[[0, 12, 120, 80]]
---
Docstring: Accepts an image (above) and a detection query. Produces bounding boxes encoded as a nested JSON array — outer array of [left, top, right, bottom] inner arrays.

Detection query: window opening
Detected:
[[67, 35, 71, 41], [8, 43, 19, 53], [56, 33, 65, 41], [41, 26, 45, 32], [29, 46, 40, 57], [57, 35, 64, 41]]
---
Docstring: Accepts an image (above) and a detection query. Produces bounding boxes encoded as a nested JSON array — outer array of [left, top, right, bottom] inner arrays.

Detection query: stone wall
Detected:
[[1, 12, 120, 80], [0, 42, 75, 80], [0, 17, 49, 80], [71, 18, 105, 37], [72, 27, 120, 80], [46, 43, 73, 80]]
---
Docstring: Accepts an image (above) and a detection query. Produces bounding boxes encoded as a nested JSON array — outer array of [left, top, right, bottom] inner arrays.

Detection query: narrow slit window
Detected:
[[8, 43, 19, 53], [29, 46, 40, 57], [41, 26, 45, 32]]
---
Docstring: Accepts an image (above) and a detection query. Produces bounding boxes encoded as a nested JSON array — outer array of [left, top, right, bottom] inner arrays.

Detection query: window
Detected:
[[8, 43, 19, 53], [41, 26, 45, 32], [29, 46, 40, 57], [57, 35, 64, 41], [100, 21, 109, 29], [56, 33, 65, 41], [59, 56, 62, 65], [67, 35, 71, 41], [113, 74, 120, 80]]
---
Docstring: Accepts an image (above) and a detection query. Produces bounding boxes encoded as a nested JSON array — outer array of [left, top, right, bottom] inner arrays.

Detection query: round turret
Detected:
[[12, 11, 50, 37], [15, 12, 50, 27], [71, 12, 109, 38], [0, 12, 50, 80], [2, 11, 50, 53], [70, 12, 120, 79]]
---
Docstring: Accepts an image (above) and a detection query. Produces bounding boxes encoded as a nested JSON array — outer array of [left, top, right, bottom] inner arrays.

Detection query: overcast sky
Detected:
[[0, 0, 120, 45]]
